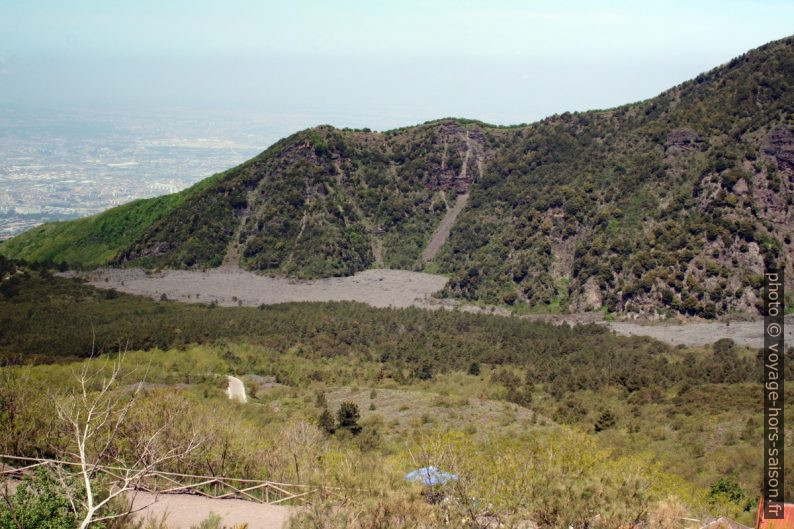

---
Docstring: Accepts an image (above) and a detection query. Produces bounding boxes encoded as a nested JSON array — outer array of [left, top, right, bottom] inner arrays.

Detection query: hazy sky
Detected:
[[1, 0, 793, 129]]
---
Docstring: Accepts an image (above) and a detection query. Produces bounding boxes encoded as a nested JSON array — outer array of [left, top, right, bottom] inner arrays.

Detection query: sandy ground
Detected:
[[130, 491, 293, 529], [69, 267, 786, 348], [75, 268, 448, 309], [421, 298, 786, 348], [604, 317, 793, 349]]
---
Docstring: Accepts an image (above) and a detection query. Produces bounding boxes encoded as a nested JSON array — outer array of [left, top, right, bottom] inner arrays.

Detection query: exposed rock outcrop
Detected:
[[664, 128, 703, 152], [764, 126, 794, 171]]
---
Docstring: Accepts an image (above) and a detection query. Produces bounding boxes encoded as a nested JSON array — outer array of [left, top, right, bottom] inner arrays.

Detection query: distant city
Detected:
[[0, 106, 308, 239]]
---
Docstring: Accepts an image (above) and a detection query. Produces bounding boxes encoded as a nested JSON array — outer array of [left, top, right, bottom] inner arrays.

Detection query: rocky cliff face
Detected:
[[765, 126, 794, 172]]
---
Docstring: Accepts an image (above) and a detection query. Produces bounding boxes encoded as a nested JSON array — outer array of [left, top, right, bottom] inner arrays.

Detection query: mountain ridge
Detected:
[[3, 35, 794, 317]]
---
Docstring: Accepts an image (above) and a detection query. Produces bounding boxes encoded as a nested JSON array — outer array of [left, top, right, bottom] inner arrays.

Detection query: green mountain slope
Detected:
[[3, 36, 793, 316], [438, 37, 794, 316], [0, 171, 225, 266]]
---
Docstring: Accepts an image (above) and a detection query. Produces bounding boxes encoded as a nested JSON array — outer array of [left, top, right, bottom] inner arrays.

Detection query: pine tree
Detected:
[[336, 401, 362, 435]]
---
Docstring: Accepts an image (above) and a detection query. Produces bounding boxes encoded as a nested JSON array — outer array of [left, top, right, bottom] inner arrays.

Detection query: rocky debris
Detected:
[[437, 121, 465, 137], [77, 267, 449, 309], [467, 128, 487, 145], [423, 122, 486, 193], [421, 192, 469, 262], [664, 128, 703, 152], [244, 374, 276, 385], [120, 242, 172, 262], [571, 277, 603, 311], [607, 315, 794, 349], [243, 374, 287, 397], [733, 177, 749, 195], [764, 126, 794, 171], [65, 267, 794, 348]]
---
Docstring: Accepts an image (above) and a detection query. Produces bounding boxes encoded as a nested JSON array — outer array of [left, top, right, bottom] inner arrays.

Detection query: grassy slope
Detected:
[[1, 350, 717, 527], [0, 171, 225, 266]]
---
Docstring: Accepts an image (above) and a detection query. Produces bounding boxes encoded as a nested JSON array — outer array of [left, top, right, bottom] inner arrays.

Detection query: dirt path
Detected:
[[1, 479, 293, 529], [131, 491, 293, 529], [226, 375, 247, 403]]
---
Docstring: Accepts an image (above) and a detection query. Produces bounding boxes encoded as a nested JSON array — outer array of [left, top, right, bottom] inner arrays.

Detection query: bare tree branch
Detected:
[[51, 352, 200, 529]]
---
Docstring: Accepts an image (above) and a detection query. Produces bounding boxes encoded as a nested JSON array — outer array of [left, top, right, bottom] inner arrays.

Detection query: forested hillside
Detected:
[[3, 36, 793, 317], [2, 262, 792, 526]]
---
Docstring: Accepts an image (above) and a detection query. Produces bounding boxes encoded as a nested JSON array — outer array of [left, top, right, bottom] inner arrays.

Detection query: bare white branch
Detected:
[[50, 351, 200, 529]]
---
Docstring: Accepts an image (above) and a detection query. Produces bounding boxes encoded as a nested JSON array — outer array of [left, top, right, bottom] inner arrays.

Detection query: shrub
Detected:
[[317, 408, 336, 434], [594, 410, 617, 432], [190, 512, 223, 529], [336, 401, 362, 435], [713, 338, 736, 357], [0, 469, 81, 529], [707, 476, 745, 505]]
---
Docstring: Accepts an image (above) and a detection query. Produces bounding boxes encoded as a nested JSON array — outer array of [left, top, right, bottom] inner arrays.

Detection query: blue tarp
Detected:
[[404, 466, 458, 486]]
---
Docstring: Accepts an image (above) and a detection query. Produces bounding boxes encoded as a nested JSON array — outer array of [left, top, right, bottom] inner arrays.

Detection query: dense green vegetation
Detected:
[[1, 324, 789, 527], [0, 349, 715, 528], [1, 264, 792, 525], [437, 37, 794, 315], [0, 470, 85, 529], [2, 268, 785, 390], [5, 38, 792, 316]]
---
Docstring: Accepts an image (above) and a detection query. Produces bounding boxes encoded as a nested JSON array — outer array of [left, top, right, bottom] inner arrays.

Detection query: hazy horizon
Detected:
[[2, 1, 794, 238], [2, 1, 794, 130]]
